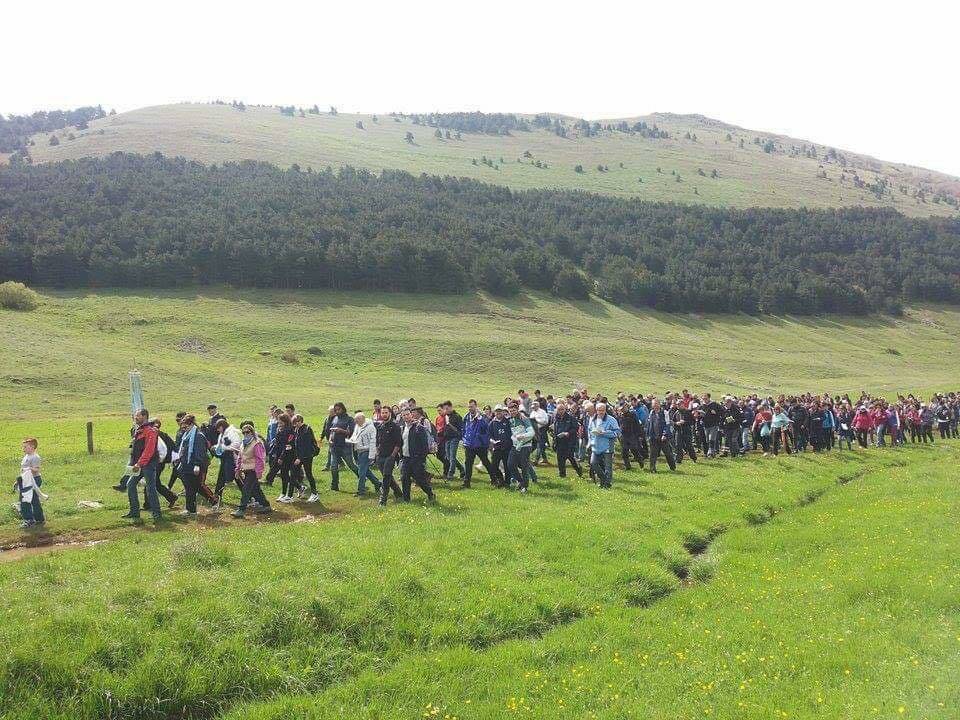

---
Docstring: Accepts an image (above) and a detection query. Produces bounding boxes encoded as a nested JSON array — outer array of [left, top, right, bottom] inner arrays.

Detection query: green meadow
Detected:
[[0, 289, 958, 719], [25, 103, 959, 217]]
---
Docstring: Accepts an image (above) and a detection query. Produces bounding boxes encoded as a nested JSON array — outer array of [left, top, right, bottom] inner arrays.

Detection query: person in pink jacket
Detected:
[[232, 422, 272, 518]]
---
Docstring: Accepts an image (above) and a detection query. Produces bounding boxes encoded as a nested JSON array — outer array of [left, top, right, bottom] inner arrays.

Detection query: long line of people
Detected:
[[74, 389, 960, 524]]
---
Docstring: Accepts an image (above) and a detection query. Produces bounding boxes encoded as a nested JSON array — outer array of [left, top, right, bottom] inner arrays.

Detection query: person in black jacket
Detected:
[[720, 398, 743, 457], [442, 402, 465, 481], [699, 394, 722, 457], [487, 405, 512, 486], [400, 408, 436, 502], [616, 406, 645, 470], [203, 404, 226, 448], [788, 400, 809, 452], [271, 413, 299, 502], [670, 402, 698, 464], [375, 407, 404, 506], [292, 414, 320, 502], [552, 403, 582, 478]]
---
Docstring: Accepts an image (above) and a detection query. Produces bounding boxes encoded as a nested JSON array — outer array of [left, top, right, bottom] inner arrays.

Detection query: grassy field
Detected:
[[0, 289, 958, 719], [22, 103, 960, 217]]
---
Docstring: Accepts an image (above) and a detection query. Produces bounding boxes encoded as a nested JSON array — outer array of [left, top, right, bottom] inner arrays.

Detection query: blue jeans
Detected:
[[329, 445, 359, 489], [444, 439, 464, 479], [507, 446, 532, 489], [590, 450, 614, 487], [356, 453, 381, 494], [741, 427, 752, 451], [705, 426, 720, 456], [128, 459, 160, 518], [18, 475, 45, 523]]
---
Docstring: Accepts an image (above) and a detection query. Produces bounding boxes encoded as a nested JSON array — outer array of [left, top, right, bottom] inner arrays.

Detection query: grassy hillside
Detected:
[[2, 289, 960, 423], [1, 289, 958, 718], [23, 103, 960, 217]]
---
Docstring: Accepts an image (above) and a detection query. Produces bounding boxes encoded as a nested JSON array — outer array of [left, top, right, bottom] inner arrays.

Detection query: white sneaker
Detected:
[[276, 494, 289, 503], [307, 493, 319, 503]]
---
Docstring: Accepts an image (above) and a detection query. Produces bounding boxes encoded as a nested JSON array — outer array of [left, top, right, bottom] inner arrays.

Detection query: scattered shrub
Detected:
[[0, 281, 40, 311]]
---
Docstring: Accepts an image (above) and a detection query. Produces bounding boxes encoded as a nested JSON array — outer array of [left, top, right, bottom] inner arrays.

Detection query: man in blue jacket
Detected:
[[462, 399, 493, 488], [587, 402, 621, 488], [645, 398, 677, 472]]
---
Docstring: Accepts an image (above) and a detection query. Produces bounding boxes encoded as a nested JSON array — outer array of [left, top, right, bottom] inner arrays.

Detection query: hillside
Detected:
[[1, 288, 959, 719], [21, 102, 960, 217], [2, 289, 959, 421]]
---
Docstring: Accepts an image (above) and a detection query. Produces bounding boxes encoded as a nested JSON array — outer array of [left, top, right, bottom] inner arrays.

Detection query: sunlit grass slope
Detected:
[[25, 103, 960, 217]]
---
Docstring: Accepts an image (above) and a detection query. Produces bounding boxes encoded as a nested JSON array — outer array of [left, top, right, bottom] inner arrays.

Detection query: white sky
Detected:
[[4, 1, 957, 175]]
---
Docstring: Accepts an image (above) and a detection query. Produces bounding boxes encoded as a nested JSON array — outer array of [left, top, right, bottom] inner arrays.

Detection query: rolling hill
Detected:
[[20, 102, 960, 217]]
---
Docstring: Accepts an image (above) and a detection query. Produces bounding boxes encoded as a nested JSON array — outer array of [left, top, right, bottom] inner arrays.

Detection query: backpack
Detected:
[[426, 422, 438, 454]]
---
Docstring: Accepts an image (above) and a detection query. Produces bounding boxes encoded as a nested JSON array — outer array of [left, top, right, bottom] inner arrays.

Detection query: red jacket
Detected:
[[132, 423, 159, 467]]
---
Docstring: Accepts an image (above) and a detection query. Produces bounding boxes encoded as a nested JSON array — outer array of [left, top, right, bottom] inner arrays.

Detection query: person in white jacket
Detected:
[[529, 401, 550, 465], [213, 419, 243, 507], [347, 413, 383, 497]]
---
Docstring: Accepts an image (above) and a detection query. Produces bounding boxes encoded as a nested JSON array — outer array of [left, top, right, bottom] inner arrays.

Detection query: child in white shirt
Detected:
[[16, 437, 45, 529]]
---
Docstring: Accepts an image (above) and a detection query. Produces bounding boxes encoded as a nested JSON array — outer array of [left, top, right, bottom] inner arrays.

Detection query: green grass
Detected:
[[24, 103, 960, 217], [1, 289, 958, 719]]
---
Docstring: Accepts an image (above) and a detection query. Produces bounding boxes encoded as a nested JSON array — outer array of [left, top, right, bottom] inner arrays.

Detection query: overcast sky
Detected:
[[4, 1, 957, 175]]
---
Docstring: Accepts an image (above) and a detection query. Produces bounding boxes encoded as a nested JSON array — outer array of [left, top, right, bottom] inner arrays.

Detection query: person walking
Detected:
[[645, 398, 677, 472], [488, 405, 512, 486], [328, 402, 359, 491], [720, 397, 743, 457], [231, 422, 272, 518], [375, 407, 404, 506], [176, 414, 213, 516], [348, 412, 382, 497], [617, 405, 644, 470], [272, 413, 299, 503], [462, 400, 494, 487], [530, 401, 551, 465], [588, 402, 621, 488], [507, 403, 535, 492], [292, 414, 321, 502], [699, 393, 722, 458], [771, 404, 793, 455], [441, 402, 466, 481], [670, 400, 698, 464], [552, 403, 582, 478], [212, 419, 243, 509], [400, 408, 436, 502], [123, 408, 162, 523]]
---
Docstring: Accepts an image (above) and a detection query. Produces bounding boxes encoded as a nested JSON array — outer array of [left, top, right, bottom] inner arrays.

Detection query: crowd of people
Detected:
[[14, 388, 960, 528]]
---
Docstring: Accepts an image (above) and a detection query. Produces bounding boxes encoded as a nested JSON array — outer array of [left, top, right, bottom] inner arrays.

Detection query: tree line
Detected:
[[0, 106, 107, 154], [404, 112, 529, 135], [1, 152, 959, 314]]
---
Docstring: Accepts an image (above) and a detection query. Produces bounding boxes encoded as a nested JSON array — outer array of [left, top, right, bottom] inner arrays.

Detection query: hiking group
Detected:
[[15, 388, 960, 528]]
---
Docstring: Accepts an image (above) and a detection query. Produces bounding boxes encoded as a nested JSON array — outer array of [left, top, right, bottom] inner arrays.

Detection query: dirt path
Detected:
[[0, 506, 340, 562]]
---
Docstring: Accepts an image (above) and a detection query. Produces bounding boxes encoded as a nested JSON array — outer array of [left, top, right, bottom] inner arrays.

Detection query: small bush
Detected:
[[281, 351, 299, 364], [0, 282, 41, 311]]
